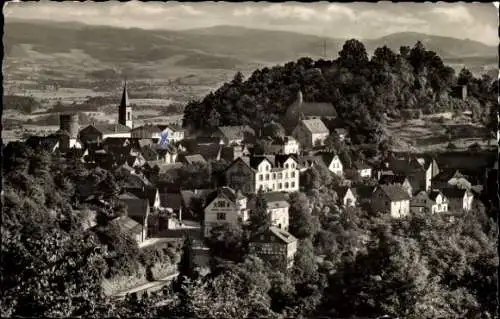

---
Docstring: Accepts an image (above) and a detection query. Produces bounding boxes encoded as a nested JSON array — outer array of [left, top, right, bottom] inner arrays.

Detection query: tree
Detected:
[[293, 238, 318, 285], [457, 67, 474, 86], [208, 223, 245, 264], [288, 192, 319, 240], [248, 192, 272, 235], [338, 39, 369, 70]]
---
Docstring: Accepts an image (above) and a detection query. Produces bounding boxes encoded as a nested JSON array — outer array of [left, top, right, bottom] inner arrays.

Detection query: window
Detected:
[[291, 163, 295, 169], [291, 172, 295, 178], [217, 213, 226, 220], [278, 173, 283, 179], [265, 174, 269, 181], [291, 182, 295, 188], [259, 174, 263, 181], [285, 182, 289, 189], [127, 112, 131, 120], [285, 163, 289, 169], [272, 173, 276, 179], [278, 183, 282, 189]]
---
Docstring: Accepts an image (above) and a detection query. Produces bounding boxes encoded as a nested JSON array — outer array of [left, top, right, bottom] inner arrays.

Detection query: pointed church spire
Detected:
[[118, 80, 133, 129]]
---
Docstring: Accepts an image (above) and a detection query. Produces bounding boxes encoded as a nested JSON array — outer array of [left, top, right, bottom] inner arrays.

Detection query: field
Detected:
[[387, 112, 495, 153]]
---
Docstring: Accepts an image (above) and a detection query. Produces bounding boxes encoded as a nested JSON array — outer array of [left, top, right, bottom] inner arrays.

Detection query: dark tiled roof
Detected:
[[274, 154, 298, 167], [217, 125, 255, 141], [314, 152, 338, 167], [428, 190, 445, 202], [440, 187, 469, 199], [118, 192, 149, 220], [432, 170, 468, 182], [378, 185, 410, 201], [352, 185, 376, 199], [204, 187, 241, 209], [249, 156, 273, 169], [194, 144, 222, 161], [353, 161, 371, 170], [379, 174, 408, 185], [335, 186, 352, 199], [159, 192, 183, 209], [126, 187, 159, 207], [269, 227, 297, 244], [183, 154, 207, 165], [196, 136, 222, 145], [92, 123, 131, 134]]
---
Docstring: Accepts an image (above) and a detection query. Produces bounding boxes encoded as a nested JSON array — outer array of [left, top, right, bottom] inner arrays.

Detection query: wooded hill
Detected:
[[183, 39, 498, 155]]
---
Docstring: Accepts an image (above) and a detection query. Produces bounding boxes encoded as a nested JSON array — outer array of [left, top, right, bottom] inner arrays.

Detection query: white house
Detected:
[[428, 190, 448, 214], [203, 187, 248, 237], [315, 152, 343, 176], [371, 185, 411, 218], [248, 192, 290, 231], [335, 186, 357, 207], [292, 119, 329, 149]]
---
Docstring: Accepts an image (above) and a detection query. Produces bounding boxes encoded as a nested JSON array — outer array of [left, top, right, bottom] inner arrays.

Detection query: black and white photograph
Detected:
[[1, 1, 498, 318]]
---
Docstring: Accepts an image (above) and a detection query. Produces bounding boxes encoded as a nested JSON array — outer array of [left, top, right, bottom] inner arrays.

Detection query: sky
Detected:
[[4, 1, 499, 46]]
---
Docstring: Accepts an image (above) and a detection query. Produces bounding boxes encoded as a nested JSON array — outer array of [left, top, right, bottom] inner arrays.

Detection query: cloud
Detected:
[[262, 4, 320, 22], [326, 4, 356, 21], [233, 7, 254, 17], [431, 5, 475, 24]]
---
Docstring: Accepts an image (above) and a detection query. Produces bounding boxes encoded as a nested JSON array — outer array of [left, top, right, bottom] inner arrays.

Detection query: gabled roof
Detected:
[[269, 227, 297, 244], [335, 186, 353, 199], [204, 187, 242, 209], [118, 192, 149, 219], [94, 123, 132, 134], [440, 187, 471, 199], [183, 154, 207, 165], [249, 155, 273, 170], [376, 185, 410, 201], [411, 190, 431, 204], [122, 173, 153, 189], [353, 161, 371, 170], [111, 216, 143, 235], [275, 154, 298, 167], [428, 190, 446, 202], [217, 125, 255, 141], [194, 144, 222, 161], [432, 170, 469, 182], [126, 187, 159, 207], [379, 174, 408, 185], [300, 119, 329, 134], [314, 152, 339, 167], [258, 191, 290, 207]]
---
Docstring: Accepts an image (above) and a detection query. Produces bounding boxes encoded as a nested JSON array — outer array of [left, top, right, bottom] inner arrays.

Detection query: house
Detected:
[[126, 187, 162, 211], [130, 124, 185, 142], [78, 124, 131, 145], [159, 124, 185, 143], [25, 135, 60, 153], [203, 187, 248, 237], [194, 144, 222, 161], [432, 170, 472, 190], [214, 125, 255, 145], [410, 191, 432, 214], [383, 155, 439, 192], [248, 192, 290, 231], [428, 190, 449, 214], [111, 216, 147, 244], [292, 118, 330, 150], [283, 90, 336, 134], [261, 136, 300, 155], [221, 144, 251, 162], [440, 188, 474, 212], [371, 185, 411, 218], [315, 152, 343, 176], [353, 161, 372, 178], [117, 192, 150, 241], [335, 186, 357, 207], [248, 227, 298, 270], [378, 174, 413, 198], [182, 154, 207, 166], [225, 155, 300, 194]]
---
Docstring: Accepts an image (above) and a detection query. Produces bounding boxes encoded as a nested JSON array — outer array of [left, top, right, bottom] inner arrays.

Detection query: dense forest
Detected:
[[2, 141, 497, 318], [183, 40, 498, 155]]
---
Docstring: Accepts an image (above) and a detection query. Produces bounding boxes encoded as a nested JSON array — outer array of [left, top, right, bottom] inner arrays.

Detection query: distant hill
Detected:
[[4, 19, 497, 69]]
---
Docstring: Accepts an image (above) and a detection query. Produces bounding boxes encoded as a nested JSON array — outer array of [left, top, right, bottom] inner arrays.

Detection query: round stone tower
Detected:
[[60, 113, 79, 139]]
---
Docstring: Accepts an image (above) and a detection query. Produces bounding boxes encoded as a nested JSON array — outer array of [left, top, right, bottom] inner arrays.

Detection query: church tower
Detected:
[[118, 81, 133, 128]]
